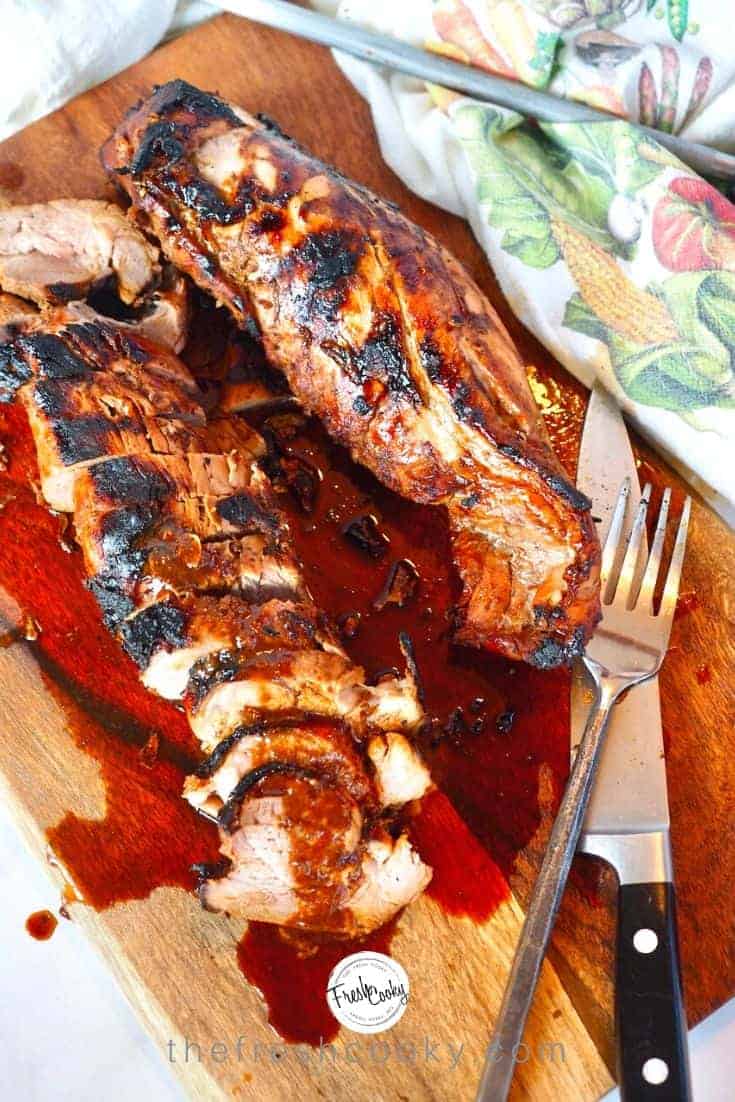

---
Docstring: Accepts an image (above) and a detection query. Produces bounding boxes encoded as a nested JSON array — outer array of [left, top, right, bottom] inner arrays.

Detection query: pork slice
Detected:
[[24, 370, 263, 513], [348, 834, 433, 932], [129, 269, 188, 352], [0, 199, 159, 306], [74, 452, 287, 629], [184, 717, 373, 818], [185, 649, 358, 753], [186, 723, 427, 819], [22, 371, 207, 512], [0, 314, 199, 405], [186, 645, 422, 753], [366, 732, 432, 807], [200, 776, 365, 932], [79, 266, 190, 354], [200, 774, 430, 935], [122, 594, 328, 701]]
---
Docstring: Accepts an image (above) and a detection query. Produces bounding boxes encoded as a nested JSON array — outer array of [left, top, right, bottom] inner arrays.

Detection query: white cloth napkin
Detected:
[[0, 1, 217, 142], [316, 0, 735, 521]]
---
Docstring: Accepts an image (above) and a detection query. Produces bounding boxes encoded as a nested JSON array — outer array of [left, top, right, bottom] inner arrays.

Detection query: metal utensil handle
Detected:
[[226, 0, 735, 181], [475, 678, 618, 1102], [617, 880, 692, 1101]]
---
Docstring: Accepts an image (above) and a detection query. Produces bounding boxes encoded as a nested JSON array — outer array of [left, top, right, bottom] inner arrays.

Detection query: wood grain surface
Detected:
[[0, 12, 732, 1100]]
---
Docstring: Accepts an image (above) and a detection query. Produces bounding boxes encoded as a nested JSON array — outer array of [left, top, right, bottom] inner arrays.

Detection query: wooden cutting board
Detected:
[[0, 13, 733, 1101]]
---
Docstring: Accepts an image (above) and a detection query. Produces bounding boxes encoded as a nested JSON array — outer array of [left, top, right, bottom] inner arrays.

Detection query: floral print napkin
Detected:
[[326, 0, 735, 519]]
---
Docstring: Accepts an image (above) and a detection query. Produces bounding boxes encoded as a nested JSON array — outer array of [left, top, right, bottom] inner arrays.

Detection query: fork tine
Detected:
[[600, 477, 631, 600], [636, 487, 672, 611], [658, 497, 692, 626], [612, 483, 652, 607]]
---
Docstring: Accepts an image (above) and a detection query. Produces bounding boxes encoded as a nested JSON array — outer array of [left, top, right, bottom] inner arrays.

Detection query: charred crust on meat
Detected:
[[289, 230, 361, 293], [98, 505, 156, 580], [254, 113, 292, 141], [164, 173, 256, 225], [0, 340, 31, 400], [497, 443, 591, 512], [191, 857, 231, 886], [451, 382, 482, 425], [338, 610, 361, 639], [19, 333, 92, 381], [373, 559, 419, 611], [529, 626, 586, 669], [46, 281, 89, 304], [216, 493, 279, 533], [542, 472, 592, 513], [187, 647, 241, 710], [353, 313, 416, 400], [63, 319, 150, 367], [284, 456, 320, 513], [367, 666, 400, 686], [129, 120, 186, 176], [252, 209, 286, 235], [193, 722, 266, 779], [86, 574, 135, 630], [119, 601, 188, 668], [30, 379, 64, 417], [266, 452, 320, 514], [53, 412, 140, 466], [495, 710, 516, 735], [129, 96, 297, 226], [418, 336, 443, 381], [63, 322, 111, 359], [150, 80, 243, 127], [218, 762, 318, 832], [90, 457, 172, 506], [399, 631, 424, 707], [243, 315, 261, 342], [341, 513, 388, 558]]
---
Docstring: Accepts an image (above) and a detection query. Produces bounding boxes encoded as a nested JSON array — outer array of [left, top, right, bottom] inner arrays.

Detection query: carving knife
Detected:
[[573, 384, 691, 1100]]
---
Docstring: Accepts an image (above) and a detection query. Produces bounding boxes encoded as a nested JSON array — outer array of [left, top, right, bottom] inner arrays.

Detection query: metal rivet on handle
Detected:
[[633, 928, 659, 954], [642, 1058, 669, 1085]]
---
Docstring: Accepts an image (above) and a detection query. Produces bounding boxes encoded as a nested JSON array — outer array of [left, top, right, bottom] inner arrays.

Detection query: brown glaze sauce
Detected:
[[268, 362, 586, 882], [0, 315, 606, 1045], [239, 918, 396, 1045], [0, 161, 24, 192], [25, 909, 58, 940], [0, 403, 220, 908]]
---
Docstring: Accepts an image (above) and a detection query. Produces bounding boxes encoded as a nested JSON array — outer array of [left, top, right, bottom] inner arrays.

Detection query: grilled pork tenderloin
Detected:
[[1, 307, 431, 935], [0, 199, 189, 352], [103, 79, 601, 668]]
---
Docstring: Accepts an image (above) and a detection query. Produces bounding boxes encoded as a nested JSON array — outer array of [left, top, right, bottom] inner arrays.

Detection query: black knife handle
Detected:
[[616, 881, 692, 1101]]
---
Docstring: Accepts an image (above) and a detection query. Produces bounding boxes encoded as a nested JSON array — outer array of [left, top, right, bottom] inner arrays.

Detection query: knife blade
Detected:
[[573, 384, 672, 882], [572, 385, 693, 1102]]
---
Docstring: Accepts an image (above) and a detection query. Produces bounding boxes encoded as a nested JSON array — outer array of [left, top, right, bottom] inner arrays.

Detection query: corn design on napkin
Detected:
[[324, 0, 735, 519]]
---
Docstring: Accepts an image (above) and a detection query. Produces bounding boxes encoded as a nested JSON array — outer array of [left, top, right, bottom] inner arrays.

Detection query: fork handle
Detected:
[[475, 679, 618, 1102], [617, 880, 692, 1101]]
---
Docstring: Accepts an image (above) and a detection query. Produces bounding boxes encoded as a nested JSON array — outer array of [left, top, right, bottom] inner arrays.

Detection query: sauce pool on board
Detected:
[[25, 909, 58, 941], [0, 329, 602, 1044]]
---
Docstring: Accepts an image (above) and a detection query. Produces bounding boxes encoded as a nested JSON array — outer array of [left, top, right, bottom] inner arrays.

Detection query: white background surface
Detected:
[[0, 6, 732, 1099], [1, 799, 734, 1100]]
